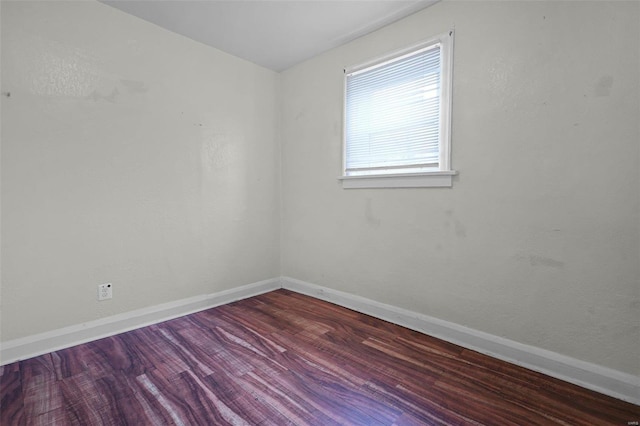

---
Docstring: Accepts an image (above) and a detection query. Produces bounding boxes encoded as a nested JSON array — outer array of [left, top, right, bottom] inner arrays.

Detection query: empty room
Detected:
[[1, 0, 639, 424]]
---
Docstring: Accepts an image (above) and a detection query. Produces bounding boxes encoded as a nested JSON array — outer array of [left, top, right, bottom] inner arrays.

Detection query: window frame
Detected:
[[339, 30, 456, 189]]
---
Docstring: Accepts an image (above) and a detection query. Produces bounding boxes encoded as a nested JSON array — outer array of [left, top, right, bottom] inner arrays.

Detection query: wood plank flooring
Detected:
[[1, 289, 638, 425]]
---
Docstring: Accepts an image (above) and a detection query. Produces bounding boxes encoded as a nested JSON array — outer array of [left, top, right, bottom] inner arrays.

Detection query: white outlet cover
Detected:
[[98, 283, 113, 301]]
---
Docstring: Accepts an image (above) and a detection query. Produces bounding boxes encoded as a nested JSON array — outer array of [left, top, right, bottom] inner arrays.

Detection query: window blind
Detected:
[[345, 44, 442, 176]]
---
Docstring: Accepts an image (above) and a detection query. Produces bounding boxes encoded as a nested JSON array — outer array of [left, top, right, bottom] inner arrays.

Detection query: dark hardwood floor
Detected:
[[1, 289, 638, 425]]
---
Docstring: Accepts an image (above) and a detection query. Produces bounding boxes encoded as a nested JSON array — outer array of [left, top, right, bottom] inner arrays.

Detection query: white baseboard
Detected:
[[0, 278, 280, 365], [2, 275, 637, 405], [281, 276, 640, 406]]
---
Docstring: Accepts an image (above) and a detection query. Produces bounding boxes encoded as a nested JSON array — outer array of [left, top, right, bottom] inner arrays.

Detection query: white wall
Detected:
[[2, 0, 638, 382], [1, 1, 280, 341], [280, 1, 640, 376]]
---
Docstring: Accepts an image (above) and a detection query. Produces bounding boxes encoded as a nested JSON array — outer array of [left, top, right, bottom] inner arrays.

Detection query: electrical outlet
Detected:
[[98, 283, 112, 301]]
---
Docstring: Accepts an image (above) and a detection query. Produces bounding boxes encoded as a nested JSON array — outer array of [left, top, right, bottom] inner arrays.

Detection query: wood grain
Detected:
[[1, 289, 638, 425]]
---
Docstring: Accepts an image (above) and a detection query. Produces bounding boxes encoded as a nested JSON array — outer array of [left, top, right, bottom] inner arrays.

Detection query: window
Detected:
[[340, 31, 456, 189]]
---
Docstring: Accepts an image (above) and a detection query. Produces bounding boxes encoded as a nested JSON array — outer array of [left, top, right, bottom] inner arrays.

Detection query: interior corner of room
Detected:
[[1, 0, 639, 410]]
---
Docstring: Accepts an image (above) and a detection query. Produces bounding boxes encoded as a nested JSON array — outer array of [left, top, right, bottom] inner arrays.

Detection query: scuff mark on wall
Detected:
[[594, 75, 613, 97], [529, 255, 565, 269], [120, 79, 148, 94], [364, 198, 381, 228], [86, 87, 119, 102], [294, 109, 306, 121], [445, 209, 466, 238]]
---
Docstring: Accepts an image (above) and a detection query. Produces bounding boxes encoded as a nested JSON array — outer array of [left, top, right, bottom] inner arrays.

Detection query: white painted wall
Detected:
[[280, 1, 640, 376], [2, 0, 638, 384], [1, 1, 280, 341]]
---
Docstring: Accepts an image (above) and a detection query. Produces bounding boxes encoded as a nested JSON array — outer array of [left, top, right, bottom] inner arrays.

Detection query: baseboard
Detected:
[[281, 276, 640, 405], [3, 275, 637, 405], [0, 278, 281, 365]]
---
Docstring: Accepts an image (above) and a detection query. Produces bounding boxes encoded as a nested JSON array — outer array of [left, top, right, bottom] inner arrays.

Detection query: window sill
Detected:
[[339, 171, 457, 189]]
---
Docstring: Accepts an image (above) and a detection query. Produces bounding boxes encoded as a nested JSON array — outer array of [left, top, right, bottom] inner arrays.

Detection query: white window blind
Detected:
[[344, 43, 443, 176]]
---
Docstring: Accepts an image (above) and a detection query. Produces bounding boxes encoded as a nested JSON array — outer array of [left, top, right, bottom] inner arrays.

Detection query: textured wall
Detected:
[[280, 1, 640, 375], [1, 1, 280, 340]]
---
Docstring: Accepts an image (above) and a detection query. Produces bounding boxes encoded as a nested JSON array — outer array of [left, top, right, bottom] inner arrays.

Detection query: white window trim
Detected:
[[340, 171, 457, 189], [339, 30, 456, 189]]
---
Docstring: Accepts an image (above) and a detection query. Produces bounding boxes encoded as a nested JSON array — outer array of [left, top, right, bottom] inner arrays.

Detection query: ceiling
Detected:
[[101, 0, 438, 72]]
